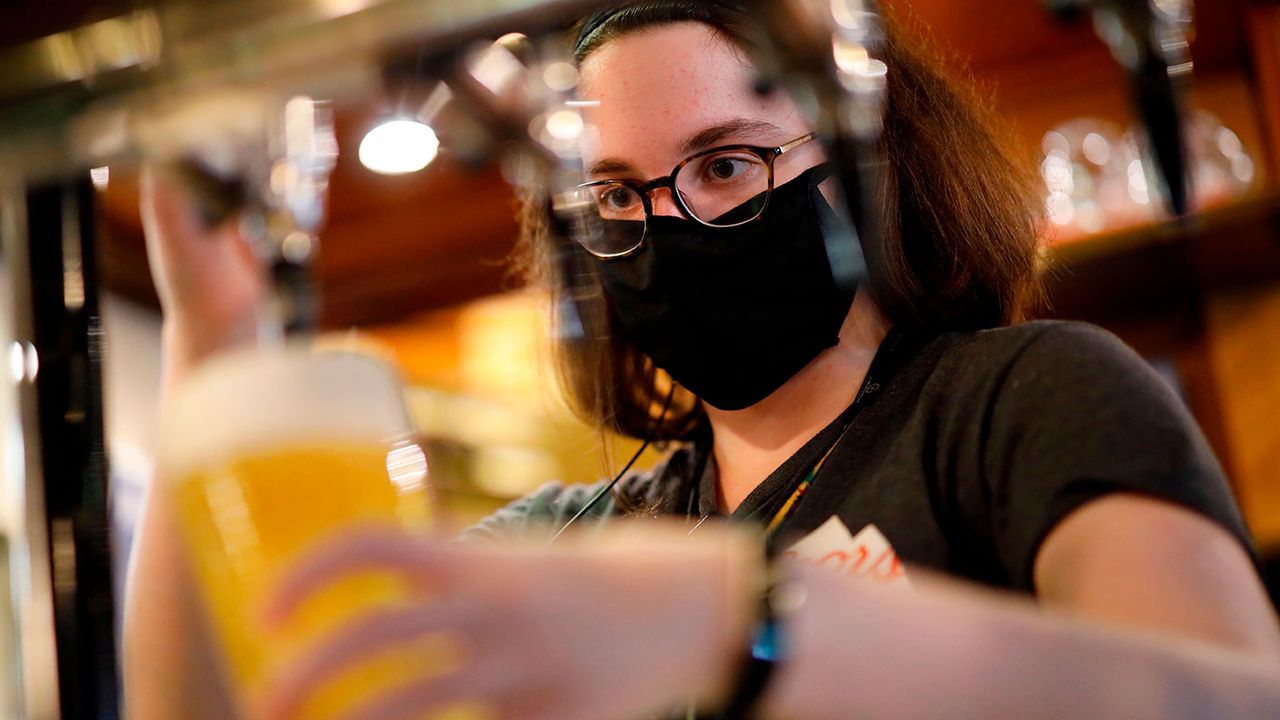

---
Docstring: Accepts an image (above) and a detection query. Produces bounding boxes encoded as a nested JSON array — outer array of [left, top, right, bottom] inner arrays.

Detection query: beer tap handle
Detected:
[[750, 0, 886, 297], [262, 96, 337, 336], [133, 91, 337, 337], [1044, 0, 1196, 218], [403, 34, 598, 341]]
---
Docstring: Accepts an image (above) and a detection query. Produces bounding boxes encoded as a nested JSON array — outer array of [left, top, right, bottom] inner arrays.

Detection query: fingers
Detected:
[[261, 598, 478, 719], [140, 165, 240, 316], [262, 526, 466, 627], [336, 667, 510, 720]]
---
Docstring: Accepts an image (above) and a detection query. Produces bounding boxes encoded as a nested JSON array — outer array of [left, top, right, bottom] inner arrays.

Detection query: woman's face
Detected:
[[576, 22, 825, 215]]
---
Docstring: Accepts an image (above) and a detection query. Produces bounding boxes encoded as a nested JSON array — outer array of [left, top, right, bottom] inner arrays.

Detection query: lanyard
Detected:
[[759, 326, 911, 539], [681, 328, 913, 720], [680, 330, 911, 717], [763, 430, 842, 535], [683, 327, 913, 539]]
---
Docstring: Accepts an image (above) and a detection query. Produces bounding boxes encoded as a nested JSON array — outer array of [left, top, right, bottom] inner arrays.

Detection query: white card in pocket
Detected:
[[780, 516, 911, 587]]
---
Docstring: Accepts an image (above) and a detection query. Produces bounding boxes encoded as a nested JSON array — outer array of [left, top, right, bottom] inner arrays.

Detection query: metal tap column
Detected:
[[2, 176, 119, 720]]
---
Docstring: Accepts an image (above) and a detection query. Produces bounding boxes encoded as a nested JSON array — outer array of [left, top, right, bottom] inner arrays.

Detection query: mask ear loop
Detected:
[[548, 381, 678, 544]]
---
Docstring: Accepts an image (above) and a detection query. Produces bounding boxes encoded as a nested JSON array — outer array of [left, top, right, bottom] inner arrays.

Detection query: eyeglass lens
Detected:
[[567, 147, 776, 257]]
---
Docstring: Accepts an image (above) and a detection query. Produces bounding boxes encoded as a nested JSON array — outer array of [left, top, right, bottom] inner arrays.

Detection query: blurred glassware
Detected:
[[1041, 111, 1258, 241], [1041, 118, 1144, 236]]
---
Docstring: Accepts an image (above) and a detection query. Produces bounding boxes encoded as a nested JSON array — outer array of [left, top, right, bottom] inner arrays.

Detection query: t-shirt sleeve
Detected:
[[981, 322, 1255, 590], [455, 480, 615, 544], [454, 445, 694, 543]]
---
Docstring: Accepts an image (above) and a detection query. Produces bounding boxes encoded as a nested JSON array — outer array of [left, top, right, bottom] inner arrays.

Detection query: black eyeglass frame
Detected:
[[574, 131, 818, 259]]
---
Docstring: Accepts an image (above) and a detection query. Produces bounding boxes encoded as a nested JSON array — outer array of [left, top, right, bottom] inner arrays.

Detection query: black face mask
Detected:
[[596, 166, 858, 411]]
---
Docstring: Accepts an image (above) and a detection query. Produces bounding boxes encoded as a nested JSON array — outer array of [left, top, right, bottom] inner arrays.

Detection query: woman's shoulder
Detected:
[[457, 442, 700, 543], [906, 318, 1204, 454], [932, 319, 1134, 368], [913, 317, 1211, 465], [454, 480, 609, 543], [904, 321, 1252, 588], [914, 320, 1155, 402]]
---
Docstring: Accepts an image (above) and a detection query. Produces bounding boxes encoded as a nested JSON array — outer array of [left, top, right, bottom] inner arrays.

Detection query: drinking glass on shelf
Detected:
[[1040, 112, 1260, 241], [1041, 118, 1150, 237]]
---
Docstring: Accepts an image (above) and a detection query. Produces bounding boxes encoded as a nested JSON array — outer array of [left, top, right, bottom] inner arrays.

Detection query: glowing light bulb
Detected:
[[358, 120, 439, 175]]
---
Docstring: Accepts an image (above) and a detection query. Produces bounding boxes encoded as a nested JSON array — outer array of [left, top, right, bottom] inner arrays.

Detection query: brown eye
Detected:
[[589, 184, 644, 220], [601, 186, 639, 210], [689, 151, 764, 187], [710, 158, 740, 180]]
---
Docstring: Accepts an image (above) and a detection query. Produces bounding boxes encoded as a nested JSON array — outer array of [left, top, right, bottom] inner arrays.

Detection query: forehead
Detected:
[[576, 22, 799, 173]]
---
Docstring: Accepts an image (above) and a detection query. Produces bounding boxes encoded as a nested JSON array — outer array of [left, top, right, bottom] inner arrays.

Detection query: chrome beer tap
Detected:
[[1046, 0, 1196, 218]]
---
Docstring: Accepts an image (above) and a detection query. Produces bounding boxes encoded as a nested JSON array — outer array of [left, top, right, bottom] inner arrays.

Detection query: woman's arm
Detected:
[[254, 520, 1280, 720], [778, 580, 1280, 720], [122, 171, 268, 719], [764, 488, 1280, 720], [1033, 493, 1280, 656], [257, 525, 760, 720], [123, 480, 240, 720]]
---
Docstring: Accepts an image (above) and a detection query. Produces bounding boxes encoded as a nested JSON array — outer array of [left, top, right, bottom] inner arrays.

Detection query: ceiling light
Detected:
[[358, 119, 439, 175]]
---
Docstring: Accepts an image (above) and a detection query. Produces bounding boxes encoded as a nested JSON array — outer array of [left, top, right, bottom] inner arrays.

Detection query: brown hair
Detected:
[[514, 1, 1042, 441]]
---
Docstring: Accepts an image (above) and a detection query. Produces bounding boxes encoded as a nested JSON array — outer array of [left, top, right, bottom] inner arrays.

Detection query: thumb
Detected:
[[139, 165, 205, 247]]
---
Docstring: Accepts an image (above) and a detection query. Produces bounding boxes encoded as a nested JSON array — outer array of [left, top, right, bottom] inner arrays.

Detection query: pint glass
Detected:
[[157, 347, 464, 718]]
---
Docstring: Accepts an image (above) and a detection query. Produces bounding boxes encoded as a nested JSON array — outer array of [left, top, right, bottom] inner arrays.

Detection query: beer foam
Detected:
[[157, 346, 414, 480]]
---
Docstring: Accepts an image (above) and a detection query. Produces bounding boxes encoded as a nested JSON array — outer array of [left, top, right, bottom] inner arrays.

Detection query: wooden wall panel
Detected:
[[893, 0, 1249, 78], [1204, 285, 1280, 550], [1248, 6, 1280, 184]]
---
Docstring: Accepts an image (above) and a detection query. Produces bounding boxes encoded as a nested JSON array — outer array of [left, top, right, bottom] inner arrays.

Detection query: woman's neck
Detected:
[[704, 290, 889, 513]]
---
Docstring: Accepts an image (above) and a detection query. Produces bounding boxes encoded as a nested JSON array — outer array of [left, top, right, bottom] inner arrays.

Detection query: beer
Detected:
[[158, 348, 472, 719]]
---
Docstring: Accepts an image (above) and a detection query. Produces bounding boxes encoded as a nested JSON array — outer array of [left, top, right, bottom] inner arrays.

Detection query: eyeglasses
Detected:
[[556, 132, 817, 259]]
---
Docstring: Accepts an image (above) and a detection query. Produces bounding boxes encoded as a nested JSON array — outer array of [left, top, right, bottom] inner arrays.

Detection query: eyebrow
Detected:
[[586, 118, 785, 178], [587, 157, 636, 177], [677, 119, 783, 157]]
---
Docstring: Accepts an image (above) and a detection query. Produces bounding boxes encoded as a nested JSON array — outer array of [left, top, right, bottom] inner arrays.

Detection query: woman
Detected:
[[125, 2, 1280, 719]]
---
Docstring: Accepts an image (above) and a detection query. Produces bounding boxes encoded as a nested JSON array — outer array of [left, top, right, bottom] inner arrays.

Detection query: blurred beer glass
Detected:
[[157, 346, 472, 718]]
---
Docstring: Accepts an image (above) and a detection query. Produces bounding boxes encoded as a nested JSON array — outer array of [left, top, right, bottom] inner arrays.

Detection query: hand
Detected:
[[139, 166, 266, 375], [257, 524, 762, 720]]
